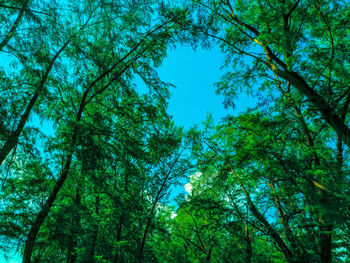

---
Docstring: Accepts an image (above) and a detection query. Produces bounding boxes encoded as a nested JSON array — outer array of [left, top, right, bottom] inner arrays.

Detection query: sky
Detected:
[[158, 46, 257, 128], [156, 45, 257, 205], [0, 45, 257, 263]]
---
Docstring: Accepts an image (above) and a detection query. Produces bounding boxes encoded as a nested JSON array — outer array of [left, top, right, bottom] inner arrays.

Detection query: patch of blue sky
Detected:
[[158, 45, 257, 129], [0, 249, 21, 263]]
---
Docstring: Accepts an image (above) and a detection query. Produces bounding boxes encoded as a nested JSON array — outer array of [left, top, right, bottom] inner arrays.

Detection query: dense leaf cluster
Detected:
[[0, 0, 349, 263]]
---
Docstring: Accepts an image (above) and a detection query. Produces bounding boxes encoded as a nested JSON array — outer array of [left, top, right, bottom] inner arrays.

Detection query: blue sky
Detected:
[[160, 46, 228, 127], [158, 46, 257, 128]]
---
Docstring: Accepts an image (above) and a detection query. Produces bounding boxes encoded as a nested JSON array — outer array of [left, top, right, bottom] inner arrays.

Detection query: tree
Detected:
[[187, 0, 350, 147], [0, 0, 30, 51], [1, 1, 348, 262], [0, 0, 90, 167], [193, 99, 349, 262], [0, 1, 189, 262]]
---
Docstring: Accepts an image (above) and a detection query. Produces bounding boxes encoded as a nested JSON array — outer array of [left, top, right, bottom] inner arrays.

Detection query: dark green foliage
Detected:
[[0, 0, 349, 263]]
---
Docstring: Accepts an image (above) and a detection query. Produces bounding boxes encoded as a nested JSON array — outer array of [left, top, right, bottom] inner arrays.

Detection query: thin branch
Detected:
[[0, 0, 30, 51], [0, 3, 49, 16]]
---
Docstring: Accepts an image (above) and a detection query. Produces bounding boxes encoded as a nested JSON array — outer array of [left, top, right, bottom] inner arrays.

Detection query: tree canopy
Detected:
[[0, 0, 349, 262]]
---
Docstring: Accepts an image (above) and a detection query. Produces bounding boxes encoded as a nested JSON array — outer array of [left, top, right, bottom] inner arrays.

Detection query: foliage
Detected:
[[0, 0, 349, 263]]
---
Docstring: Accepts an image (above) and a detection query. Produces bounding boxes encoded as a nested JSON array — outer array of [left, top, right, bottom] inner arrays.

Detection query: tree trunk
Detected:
[[0, 38, 72, 167], [228, 165, 296, 262], [22, 149, 74, 263], [206, 248, 212, 261], [318, 189, 333, 263], [277, 82, 335, 262], [138, 156, 180, 262], [66, 236, 77, 263], [66, 189, 81, 263], [87, 194, 100, 262], [273, 68, 350, 148], [113, 215, 124, 263], [87, 228, 98, 263], [20, 17, 176, 262], [245, 226, 252, 263], [224, 0, 350, 148], [138, 218, 151, 263], [22, 64, 89, 263], [319, 223, 333, 263]]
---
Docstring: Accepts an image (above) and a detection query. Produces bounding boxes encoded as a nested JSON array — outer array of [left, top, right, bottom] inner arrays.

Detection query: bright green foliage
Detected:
[[0, 1, 191, 262], [185, 96, 349, 262], [0, 0, 349, 263], [187, 0, 350, 147]]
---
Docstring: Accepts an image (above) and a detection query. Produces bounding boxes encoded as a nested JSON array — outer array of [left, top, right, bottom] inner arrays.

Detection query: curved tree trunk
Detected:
[[0, 38, 72, 167], [21, 17, 176, 262], [22, 149, 75, 263]]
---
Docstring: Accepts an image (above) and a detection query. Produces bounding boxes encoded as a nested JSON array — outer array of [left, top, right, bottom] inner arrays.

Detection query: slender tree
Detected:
[[186, 0, 350, 147]]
